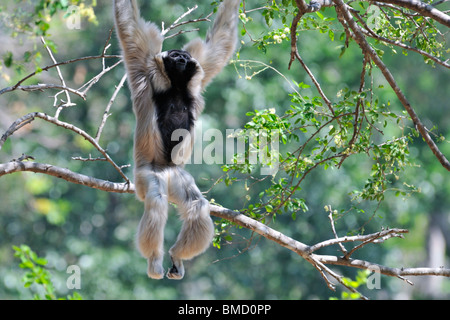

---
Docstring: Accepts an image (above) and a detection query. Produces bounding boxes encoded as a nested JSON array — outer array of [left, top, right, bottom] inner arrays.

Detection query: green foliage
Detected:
[[13, 244, 82, 300], [213, 0, 448, 254], [0, 0, 97, 77], [354, 2, 446, 65], [218, 68, 417, 244], [0, 0, 98, 38], [330, 270, 370, 300]]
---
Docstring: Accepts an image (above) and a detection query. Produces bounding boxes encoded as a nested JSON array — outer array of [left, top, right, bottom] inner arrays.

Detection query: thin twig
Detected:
[[72, 156, 107, 162], [327, 208, 348, 255], [164, 28, 201, 40], [1, 84, 86, 99], [0, 112, 130, 182], [0, 54, 121, 96], [78, 59, 124, 95], [308, 228, 409, 253], [95, 73, 127, 143], [40, 37, 74, 118], [161, 5, 213, 37]]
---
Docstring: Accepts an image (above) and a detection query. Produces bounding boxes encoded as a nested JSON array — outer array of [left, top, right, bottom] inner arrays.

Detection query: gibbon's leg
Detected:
[[166, 167, 214, 280], [135, 167, 169, 279]]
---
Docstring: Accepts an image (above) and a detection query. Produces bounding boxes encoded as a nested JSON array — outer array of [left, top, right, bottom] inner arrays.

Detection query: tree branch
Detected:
[[211, 205, 450, 289], [1, 161, 448, 294], [332, 0, 450, 171], [0, 83, 86, 100], [160, 4, 213, 37], [95, 73, 128, 143], [41, 37, 74, 114], [306, 0, 335, 12], [308, 227, 408, 254], [375, 0, 450, 28], [290, 0, 335, 115], [0, 112, 130, 182], [315, 255, 450, 279], [350, 8, 450, 69], [0, 161, 132, 193], [0, 54, 121, 97]]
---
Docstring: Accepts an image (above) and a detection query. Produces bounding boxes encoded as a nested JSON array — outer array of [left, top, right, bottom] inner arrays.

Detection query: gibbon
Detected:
[[113, 0, 240, 279]]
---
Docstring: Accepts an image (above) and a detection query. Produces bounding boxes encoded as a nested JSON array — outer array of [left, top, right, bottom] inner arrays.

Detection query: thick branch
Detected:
[[1, 162, 448, 291], [332, 0, 450, 171], [212, 206, 450, 285], [210, 204, 310, 256], [315, 255, 450, 278], [0, 112, 130, 182], [0, 161, 132, 193], [375, 0, 450, 28], [352, 11, 450, 69], [306, 0, 335, 12]]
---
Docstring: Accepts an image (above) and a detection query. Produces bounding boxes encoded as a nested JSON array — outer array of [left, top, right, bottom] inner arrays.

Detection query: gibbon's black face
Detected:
[[167, 50, 191, 72], [163, 50, 197, 87]]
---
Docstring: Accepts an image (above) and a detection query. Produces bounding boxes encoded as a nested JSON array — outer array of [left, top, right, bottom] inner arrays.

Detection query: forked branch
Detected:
[[1, 159, 447, 296], [331, 0, 450, 171], [289, 0, 450, 171]]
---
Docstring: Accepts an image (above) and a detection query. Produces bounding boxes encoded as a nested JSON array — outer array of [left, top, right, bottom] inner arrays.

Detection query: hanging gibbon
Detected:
[[113, 0, 240, 279]]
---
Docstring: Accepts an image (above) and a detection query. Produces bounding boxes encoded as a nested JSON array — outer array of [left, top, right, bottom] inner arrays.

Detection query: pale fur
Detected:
[[113, 0, 239, 280]]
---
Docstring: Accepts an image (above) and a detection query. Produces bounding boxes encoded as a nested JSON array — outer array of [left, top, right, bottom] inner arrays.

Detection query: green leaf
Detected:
[[19, 261, 34, 269], [315, 11, 325, 20], [328, 29, 335, 41], [339, 46, 346, 58], [3, 51, 13, 68], [35, 258, 48, 266]]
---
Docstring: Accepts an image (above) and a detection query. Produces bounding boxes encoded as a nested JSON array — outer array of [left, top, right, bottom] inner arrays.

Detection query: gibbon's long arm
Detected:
[[183, 0, 240, 89], [113, 0, 163, 96], [114, 0, 167, 167]]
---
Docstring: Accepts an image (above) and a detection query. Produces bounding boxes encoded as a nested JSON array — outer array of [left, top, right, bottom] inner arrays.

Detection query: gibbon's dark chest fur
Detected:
[[153, 86, 194, 163], [153, 50, 197, 164]]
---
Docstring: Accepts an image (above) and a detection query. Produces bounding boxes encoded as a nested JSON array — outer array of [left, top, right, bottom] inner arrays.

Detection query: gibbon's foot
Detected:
[[166, 258, 184, 280], [147, 257, 165, 280]]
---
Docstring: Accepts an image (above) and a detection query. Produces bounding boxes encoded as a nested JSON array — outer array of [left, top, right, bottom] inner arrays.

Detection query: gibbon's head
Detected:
[[161, 49, 197, 87]]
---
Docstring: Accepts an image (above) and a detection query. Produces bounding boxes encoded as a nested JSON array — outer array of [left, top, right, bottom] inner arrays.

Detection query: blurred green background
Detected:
[[0, 0, 449, 299]]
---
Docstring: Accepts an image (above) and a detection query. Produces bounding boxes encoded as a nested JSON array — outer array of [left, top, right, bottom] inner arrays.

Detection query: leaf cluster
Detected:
[[217, 63, 417, 246], [12, 244, 82, 300], [210, 0, 449, 249], [0, 0, 98, 77]]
